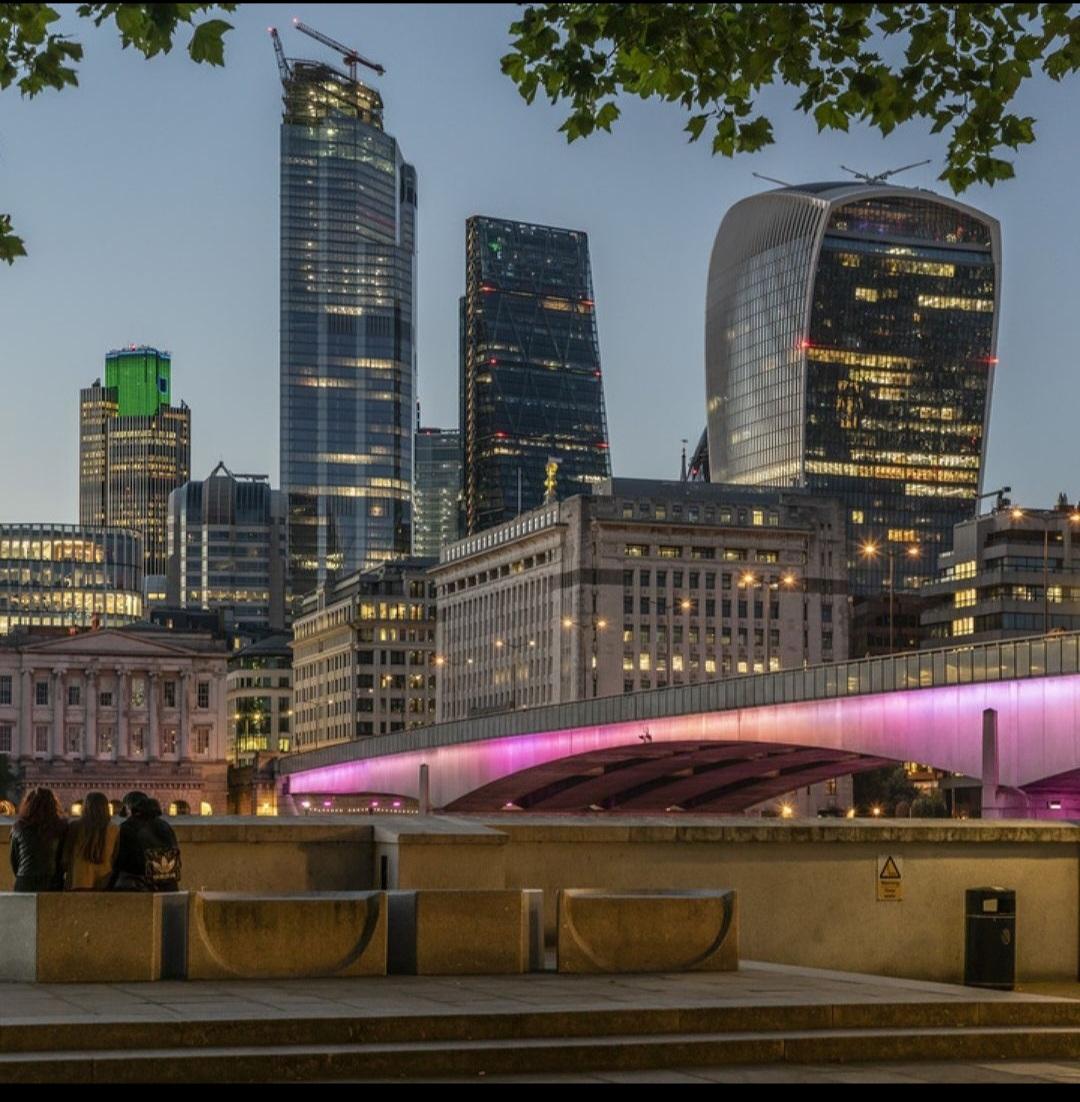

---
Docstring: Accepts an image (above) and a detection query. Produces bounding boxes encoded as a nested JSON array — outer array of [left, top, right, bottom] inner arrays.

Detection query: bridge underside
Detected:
[[444, 740, 893, 814]]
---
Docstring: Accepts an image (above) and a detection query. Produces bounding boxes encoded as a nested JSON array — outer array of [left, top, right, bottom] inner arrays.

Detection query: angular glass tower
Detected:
[[705, 183, 1000, 595], [278, 40, 417, 599], [461, 216, 611, 535]]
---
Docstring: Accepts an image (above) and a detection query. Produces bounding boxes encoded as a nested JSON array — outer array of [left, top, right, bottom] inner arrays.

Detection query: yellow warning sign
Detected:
[[877, 854, 903, 902]]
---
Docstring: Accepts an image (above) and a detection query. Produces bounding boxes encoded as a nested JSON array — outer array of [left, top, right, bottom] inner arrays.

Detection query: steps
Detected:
[[5, 998, 1080, 1081]]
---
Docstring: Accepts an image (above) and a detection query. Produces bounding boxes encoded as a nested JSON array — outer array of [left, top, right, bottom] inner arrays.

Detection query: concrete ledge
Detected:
[[0, 892, 187, 983], [187, 892, 387, 979], [388, 889, 543, 975], [557, 888, 738, 974]]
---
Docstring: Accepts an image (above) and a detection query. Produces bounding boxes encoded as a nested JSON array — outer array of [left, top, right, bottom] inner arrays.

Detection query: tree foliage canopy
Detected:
[[0, 3, 235, 262], [501, 3, 1080, 191]]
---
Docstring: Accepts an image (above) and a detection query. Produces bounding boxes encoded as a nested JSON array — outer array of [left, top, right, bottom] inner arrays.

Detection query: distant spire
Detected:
[[680, 439, 688, 482]]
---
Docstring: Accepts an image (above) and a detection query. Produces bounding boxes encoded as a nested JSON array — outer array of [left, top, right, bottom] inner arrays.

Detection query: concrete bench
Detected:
[[186, 891, 387, 979], [388, 889, 544, 975], [556, 888, 738, 974], [0, 891, 187, 982]]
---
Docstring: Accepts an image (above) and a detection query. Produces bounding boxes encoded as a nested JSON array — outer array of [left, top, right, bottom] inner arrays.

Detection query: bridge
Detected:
[[278, 632, 1080, 818]]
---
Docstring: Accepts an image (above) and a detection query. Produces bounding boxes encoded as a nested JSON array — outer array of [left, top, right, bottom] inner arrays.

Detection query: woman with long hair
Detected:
[[62, 791, 120, 891], [9, 787, 66, 892]]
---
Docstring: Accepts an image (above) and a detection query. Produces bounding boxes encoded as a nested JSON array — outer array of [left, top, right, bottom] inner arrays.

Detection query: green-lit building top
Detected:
[[105, 346, 171, 417]]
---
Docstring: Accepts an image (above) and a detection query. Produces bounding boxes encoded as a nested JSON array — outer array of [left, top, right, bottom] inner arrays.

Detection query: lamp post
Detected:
[[859, 540, 920, 654], [739, 572, 798, 672], [561, 616, 608, 699], [1009, 505, 1080, 634], [495, 637, 536, 710]]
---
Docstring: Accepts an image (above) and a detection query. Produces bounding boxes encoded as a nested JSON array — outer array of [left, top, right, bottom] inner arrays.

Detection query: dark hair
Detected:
[[131, 797, 163, 819], [77, 791, 112, 865], [119, 790, 149, 818], [16, 787, 65, 839]]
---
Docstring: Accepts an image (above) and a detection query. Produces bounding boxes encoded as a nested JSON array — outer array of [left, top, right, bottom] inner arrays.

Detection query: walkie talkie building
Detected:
[[705, 183, 1001, 595]]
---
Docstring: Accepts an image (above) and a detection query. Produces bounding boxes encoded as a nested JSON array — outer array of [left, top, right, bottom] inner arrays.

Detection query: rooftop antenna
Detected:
[[292, 18, 385, 80], [680, 438, 688, 482], [839, 159, 932, 185], [752, 172, 794, 188]]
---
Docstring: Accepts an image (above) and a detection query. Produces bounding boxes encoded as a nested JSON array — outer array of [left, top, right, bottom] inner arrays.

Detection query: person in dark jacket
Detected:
[[111, 794, 181, 892], [9, 787, 66, 892]]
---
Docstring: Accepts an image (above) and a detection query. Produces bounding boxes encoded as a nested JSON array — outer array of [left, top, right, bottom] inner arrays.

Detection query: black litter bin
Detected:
[[964, 887, 1015, 990]]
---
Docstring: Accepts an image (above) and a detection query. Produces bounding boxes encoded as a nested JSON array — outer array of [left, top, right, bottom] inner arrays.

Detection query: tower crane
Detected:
[[268, 26, 290, 82], [292, 18, 385, 80]]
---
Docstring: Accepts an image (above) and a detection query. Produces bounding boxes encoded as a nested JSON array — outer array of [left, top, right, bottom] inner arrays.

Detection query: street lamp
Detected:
[[739, 571, 792, 672], [1009, 506, 1080, 634], [859, 540, 920, 654]]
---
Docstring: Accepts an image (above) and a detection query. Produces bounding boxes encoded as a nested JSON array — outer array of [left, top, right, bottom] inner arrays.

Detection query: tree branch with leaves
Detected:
[[501, 3, 1080, 191], [0, 2, 236, 263]]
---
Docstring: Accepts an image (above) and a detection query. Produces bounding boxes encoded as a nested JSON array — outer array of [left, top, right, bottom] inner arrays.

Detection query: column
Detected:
[[179, 669, 189, 760], [51, 669, 64, 760], [115, 668, 127, 762], [147, 671, 159, 760], [18, 668, 33, 760], [86, 668, 97, 762]]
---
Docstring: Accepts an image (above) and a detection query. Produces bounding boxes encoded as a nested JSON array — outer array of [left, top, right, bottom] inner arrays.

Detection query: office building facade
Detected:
[[705, 183, 1001, 596], [0, 524, 143, 636], [413, 426, 461, 558], [291, 558, 436, 752], [278, 39, 417, 598], [433, 480, 849, 721], [461, 216, 611, 535], [79, 346, 191, 578], [166, 462, 287, 632], [227, 633, 292, 766], [921, 499, 1080, 645]]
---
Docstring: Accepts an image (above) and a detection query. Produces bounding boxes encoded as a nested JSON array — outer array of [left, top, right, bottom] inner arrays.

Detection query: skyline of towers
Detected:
[[460, 216, 612, 535], [705, 182, 1000, 596], [277, 34, 418, 601], [78, 345, 192, 578]]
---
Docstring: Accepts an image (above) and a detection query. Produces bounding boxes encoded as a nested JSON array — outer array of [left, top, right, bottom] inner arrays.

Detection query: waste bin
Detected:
[[964, 887, 1015, 990]]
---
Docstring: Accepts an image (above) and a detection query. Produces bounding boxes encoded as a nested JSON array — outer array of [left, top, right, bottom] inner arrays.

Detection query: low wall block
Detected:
[[556, 888, 739, 974], [388, 889, 542, 975], [0, 892, 187, 983], [186, 891, 387, 979]]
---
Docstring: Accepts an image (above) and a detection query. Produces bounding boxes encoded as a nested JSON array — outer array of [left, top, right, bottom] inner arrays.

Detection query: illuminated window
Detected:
[[638, 653, 651, 671], [952, 617, 975, 637], [854, 287, 878, 302], [658, 546, 682, 559], [851, 510, 864, 525], [625, 544, 648, 558], [954, 589, 977, 609]]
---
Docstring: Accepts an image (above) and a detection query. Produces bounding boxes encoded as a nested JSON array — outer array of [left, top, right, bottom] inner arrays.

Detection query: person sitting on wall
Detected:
[[62, 791, 120, 891], [110, 794, 181, 892], [9, 787, 66, 892]]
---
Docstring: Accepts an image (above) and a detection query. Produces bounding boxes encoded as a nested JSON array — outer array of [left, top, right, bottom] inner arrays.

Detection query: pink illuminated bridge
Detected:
[[278, 633, 1080, 818]]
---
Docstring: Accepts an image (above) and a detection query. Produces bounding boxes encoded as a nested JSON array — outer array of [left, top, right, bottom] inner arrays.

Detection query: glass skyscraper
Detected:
[[166, 462, 287, 631], [705, 183, 1000, 595], [461, 216, 611, 535], [79, 346, 191, 578], [413, 426, 461, 558], [278, 40, 417, 599]]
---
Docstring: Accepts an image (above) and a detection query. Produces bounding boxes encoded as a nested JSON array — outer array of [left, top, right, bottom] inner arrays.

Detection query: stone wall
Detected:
[[2, 814, 1076, 983]]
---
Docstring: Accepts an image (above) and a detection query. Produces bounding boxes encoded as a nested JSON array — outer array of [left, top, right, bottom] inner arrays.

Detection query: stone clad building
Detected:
[[433, 479, 849, 721], [0, 627, 229, 814]]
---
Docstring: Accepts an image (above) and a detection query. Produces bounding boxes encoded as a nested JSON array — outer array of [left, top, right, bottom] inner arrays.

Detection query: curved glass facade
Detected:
[[279, 58, 417, 599], [0, 524, 144, 635], [706, 183, 1000, 596]]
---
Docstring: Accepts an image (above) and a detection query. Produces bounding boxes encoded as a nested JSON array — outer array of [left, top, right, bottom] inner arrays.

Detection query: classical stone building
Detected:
[[0, 627, 229, 814]]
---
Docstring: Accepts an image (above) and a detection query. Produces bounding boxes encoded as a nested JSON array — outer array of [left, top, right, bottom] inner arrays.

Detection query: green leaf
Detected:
[[189, 18, 232, 66], [0, 215, 28, 264]]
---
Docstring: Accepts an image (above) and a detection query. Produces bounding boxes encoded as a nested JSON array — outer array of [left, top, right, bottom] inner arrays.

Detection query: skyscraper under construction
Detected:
[[273, 22, 417, 600]]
